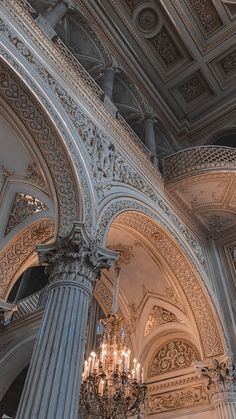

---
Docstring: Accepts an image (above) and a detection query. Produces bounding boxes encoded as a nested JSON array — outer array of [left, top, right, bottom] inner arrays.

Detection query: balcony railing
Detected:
[[160, 146, 236, 182]]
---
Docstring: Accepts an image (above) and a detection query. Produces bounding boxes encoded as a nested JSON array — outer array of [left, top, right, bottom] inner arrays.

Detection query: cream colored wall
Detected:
[[147, 407, 216, 419]]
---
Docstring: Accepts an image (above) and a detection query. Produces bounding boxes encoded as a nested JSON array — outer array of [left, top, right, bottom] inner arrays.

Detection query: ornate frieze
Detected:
[[188, 0, 223, 36], [148, 385, 209, 413], [144, 306, 180, 336], [5, 193, 47, 235], [150, 339, 200, 376], [0, 219, 54, 298]]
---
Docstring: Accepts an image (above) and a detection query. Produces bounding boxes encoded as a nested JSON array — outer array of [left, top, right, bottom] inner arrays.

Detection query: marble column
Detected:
[[44, 1, 68, 29], [102, 67, 116, 99], [195, 356, 236, 419], [16, 223, 115, 419], [144, 117, 158, 166]]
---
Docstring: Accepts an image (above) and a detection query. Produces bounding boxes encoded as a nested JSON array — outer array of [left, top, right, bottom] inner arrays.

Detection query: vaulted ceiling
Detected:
[[77, 0, 236, 146]]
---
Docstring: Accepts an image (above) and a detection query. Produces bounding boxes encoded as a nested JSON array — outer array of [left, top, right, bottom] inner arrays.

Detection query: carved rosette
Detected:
[[37, 223, 116, 293], [195, 356, 236, 404]]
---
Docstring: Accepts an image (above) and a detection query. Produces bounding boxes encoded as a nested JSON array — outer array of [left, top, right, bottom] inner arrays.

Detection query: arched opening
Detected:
[[0, 366, 28, 419], [96, 208, 227, 417]]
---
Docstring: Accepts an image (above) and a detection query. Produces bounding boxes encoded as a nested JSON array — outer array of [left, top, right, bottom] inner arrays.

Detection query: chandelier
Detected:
[[80, 267, 147, 418]]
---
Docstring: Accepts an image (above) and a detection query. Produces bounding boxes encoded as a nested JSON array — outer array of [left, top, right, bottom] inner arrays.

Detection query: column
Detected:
[[195, 356, 236, 419], [102, 67, 116, 99], [144, 117, 158, 166], [44, 1, 68, 29], [16, 223, 115, 419]]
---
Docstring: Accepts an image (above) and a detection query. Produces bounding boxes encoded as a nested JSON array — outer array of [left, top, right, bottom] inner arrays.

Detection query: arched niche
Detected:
[[97, 206, 227, 360]]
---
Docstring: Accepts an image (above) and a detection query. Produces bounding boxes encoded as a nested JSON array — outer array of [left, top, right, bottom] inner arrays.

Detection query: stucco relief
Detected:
[[0, 19, 206, 267], [0, 61, 79, 237], [144, 305, 181, 336], [149, 339, 200, 377], [115, 211, 224, 357], [0, 219, 53, 298], [148, 385, 209, 413], [5, 193, 47, 236]]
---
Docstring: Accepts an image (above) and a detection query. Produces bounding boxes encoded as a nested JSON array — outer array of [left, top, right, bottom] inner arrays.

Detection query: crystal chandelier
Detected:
[[80, 267, 147, 418]]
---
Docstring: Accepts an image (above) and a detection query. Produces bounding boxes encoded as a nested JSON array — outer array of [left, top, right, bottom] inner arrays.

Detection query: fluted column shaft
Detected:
[[16, 223, 115, 419], [215, 400, 236, 419], [16, 282, 91, 419]]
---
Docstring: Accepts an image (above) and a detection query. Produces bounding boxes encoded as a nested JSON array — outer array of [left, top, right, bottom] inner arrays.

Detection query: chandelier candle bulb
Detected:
[[122, 350, 126, 372], [114, 351, 117, 372], [90, 352, 96, 371], [141, 367, 144, 384], [98, 379, 104, 396], [136, 363, 140, 381], [127, 349, 131, 370]]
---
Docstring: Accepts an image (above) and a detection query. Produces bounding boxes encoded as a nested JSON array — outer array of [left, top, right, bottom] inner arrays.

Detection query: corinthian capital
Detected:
[[37, 222, 117, 291], [194, 355, 236, 397]]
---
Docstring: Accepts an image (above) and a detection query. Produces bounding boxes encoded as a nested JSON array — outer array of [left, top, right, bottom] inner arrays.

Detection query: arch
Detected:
[[97, 199, 228, 359], [0, 57, 94, 236], [0, 218, 54, 299], [210, 128, 236, 148]]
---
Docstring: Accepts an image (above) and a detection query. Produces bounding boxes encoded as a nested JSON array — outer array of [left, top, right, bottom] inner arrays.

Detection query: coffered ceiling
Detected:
[[79, 0, 236, 146]]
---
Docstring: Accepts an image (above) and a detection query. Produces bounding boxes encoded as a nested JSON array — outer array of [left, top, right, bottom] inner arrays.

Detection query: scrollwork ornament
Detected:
[[150, 340, 200, 376]]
